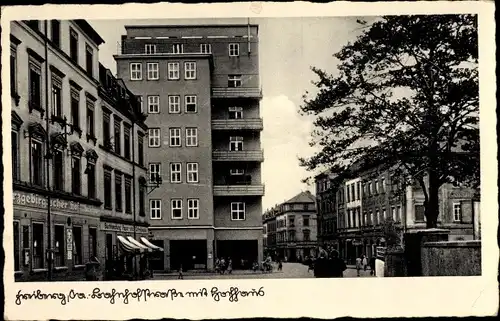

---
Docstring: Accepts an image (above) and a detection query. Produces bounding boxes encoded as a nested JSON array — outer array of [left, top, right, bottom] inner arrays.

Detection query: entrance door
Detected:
[[170, 240, 207, 271], [105, 234, 113, 270]]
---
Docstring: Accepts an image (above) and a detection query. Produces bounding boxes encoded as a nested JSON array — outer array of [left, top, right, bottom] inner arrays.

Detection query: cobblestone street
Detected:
[[152, 263, 375, 280]]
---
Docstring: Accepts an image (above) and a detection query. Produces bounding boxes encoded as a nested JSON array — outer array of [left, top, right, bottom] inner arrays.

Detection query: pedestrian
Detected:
[[355, 256, 362, 277], [220, 258, 226, 274], [178, 264, 183, 280], [326, 250, 347, 278], [227, 259, 233, 274], [369, 256, 376, 276], [215, 258, 220, 274], [362, 255, 368, 271], [278, 259, 283, 271]]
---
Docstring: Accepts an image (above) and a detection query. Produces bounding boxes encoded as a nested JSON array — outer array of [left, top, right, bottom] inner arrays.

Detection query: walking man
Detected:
[[355, 256, 362, 277]]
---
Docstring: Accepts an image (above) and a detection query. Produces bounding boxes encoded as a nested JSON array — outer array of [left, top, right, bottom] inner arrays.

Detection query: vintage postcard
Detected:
[[1, 1, 498, 320]]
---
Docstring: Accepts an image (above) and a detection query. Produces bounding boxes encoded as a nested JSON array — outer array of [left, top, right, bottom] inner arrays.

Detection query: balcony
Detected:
[[212, 150, 264, 162], [212, 87, 262, 99], [213, 184, 265, 196], [212, 118, 263, 131]]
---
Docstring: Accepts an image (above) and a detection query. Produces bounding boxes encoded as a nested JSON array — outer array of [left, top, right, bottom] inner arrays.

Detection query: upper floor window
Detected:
[[86, 158, 96, 199], [124, 124, 131, 160], [228, 107, 243, 119], [150, 199, 161, 220], [102, 110, 111, 147], [148, 128, 160, 147], [172, 44, 184, 54], [453, 203, 462, 222], [149, 163, 161, 183], [52, 147, 64, 192], [186, 162, 199, 183], [28, 58, 42, 110], [229, 43, 240, 57], [11, 128, 20, 181], [147, 62, 159, 80], [85, 44, 93, 77], [185, 128, 198, 147], [228, 75, 242, 88], [229, 136, 243, 151], [70, 28, 78, 63], [145, 44, 157, 54], [168, 95, 181, 113], [51, 74, 63, 119], [170, 163, 182, 183], [188, 199, 199, 219], [303, 229, 311, 242], [104, 167, 112, 209], [26, 20, 39, 31], [71, 155, 82, 195], [185, 95, 197, 113], [171, 199, 183, 219], [30, 136, 44, 187], [138, 133, 144, 166], [381, 178, 386, 192], [51, 20, 60, 47], [184, 62, 196, 80], [87, 99, 95, 139], [148, 95, 160, 113], [137, 96, 144, 113], [169, 128, 181, 147], [167, 62, 180, 80], [200, 44, 211, 54], [10, 42, 18, 97], [303, 215, 310, 227], [130, 63, 142, 80], [115, 172, 123, 212], [231, 202, 245, 220], [374, 180, 379, 194]]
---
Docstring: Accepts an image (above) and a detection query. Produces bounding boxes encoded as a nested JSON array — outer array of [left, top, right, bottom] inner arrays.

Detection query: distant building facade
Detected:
[[114, 24, 264, 271], [315, 163, 479, 265], [263, 191, 317, 262]]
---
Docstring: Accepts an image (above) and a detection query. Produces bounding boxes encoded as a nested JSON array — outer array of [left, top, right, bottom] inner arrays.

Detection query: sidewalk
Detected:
[[153, 269, 281, 277]]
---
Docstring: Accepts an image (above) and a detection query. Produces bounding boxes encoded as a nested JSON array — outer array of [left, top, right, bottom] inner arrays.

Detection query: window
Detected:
[[169, 128, 181, 147], [145, 44, 157, 54], [228, 75, 242, 88], [138, 133, 144, 166], [453, 203, 462, 222], [200, 43, 211, 54], [148, 95, 160, 113], [186, 128, 198, 147], [29, 59, 42, 110], [102, 110, 111, 147], [124, 176, 132, 214], [167, 62, 180, 80], [357, 182, 361, 200], [369, 212, 374, 226], [170, 163, 182, 183], [73, 226, 83, 266], [172, 44, 183, 54], [51, 224, 63, 267], [185, 95, 197, 113], [415, 205, 425, 222], [87, 100, 95, 138], [229, 43, 240, 56], [51, 75, 62, 118], [303, 215, 310, 227], [168, 96, 181, 113], [187, 163, 199, 183], [382, 209, 387, 222], [228, 107, 243, 119], [139, 184, 146, 217], [88, 228, 97, 260], [115, 172, 123, 212], [10, 44, 18, 96], [397, 206, 402, 222], [368, 182, 372, 196], [171, 199, 183, 219], [32, 222, 44, 269], [50, 20, 61, 46], [147, 62, 159, 80], [87, 162, 96, 199], [148, 128, 160, 147], [149, 163, 161, 183], [230, 168, 245, 175], [392, 206, 397, 221], [188, 199, 199, 219], [375, 210, 380, 225], [114, 118, 121, 154], [130, 63, 142, 80], [70, 28, 78, 63], [374, 180, 379, 194], [138, 96, 144, 113], [303, 230, 311, 242], [31, 139, 44, 186], [86, 44, 93, 77], [11, 130, 19, 181], [124, 124, 131, 160], [184, 62, 196, 79], [26, 20, 39, 31], [104, 167, 112, 209], [71, 156, 81, 195], [52, 150, 64, 191], [71, 89, 80, 130], [150, 199, 161, 219], [381, 178, 386, 192], [13, 221, 20, 271], [229, 136, 243, 151], [231, 202, 245, 220]]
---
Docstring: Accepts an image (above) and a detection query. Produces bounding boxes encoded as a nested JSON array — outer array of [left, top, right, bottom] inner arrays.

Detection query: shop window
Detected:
[[13, 221, 20, 271], [89, 227, 97, 259], [32, 222, 44, 269], [54, 225, 65, 267], [73, 226, 83, 265]]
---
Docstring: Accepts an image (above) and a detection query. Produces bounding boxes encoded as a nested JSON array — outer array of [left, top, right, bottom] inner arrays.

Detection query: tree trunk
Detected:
[[425, 169, 440, 228]]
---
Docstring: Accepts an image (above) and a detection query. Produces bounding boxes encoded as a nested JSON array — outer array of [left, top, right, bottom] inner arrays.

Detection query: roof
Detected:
[[284, 191, 316, 204], [125, 24, 259, 30], [74, 20, 105, 45]]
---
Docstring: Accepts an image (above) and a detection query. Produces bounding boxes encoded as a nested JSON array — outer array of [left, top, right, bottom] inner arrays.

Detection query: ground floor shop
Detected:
[[275, 245, 317, 262], [148, 227, 263, 272], [337, 234, 386, 265]]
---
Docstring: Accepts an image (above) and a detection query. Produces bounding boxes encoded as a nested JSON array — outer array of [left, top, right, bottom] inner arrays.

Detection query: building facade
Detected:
[[315, 163, 480, 265], [263, 191, 317, 262], [9, 20, 150, 281], [114, 24, 264, 271]]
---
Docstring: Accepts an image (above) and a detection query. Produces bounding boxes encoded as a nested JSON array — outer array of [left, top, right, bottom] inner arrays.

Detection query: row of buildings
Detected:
[[314, 161, 481, 265], [9, 19, 264, 281]]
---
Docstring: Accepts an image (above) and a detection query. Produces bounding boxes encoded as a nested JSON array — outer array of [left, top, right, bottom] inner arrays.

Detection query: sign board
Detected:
[[100, 222, 148, 234], [13, 191, 100, 214], [66, 229, 73, 260]]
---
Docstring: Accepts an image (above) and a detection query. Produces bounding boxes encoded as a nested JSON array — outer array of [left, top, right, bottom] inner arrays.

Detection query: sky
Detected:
[[88, 17, 372, 210]]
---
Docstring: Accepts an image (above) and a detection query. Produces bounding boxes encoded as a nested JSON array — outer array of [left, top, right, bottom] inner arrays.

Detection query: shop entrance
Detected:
[[170, 240, 207, 271], [149, 240, 165, 271], [105, 234, 113, 271], [216, 240, 258, 269]]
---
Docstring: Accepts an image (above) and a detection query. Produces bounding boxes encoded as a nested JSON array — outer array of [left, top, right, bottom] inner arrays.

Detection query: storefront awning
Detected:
[[117, 235, 143, 253], [140, 237, 164, 252], [127, 236, 152, 252]]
